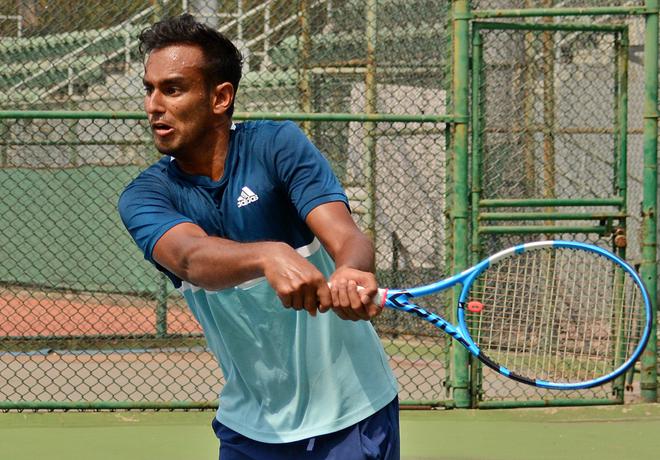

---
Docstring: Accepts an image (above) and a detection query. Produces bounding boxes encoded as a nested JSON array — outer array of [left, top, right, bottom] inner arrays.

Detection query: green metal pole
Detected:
[[155, 274, 168, 337], [471, 6, 650, 19], [613, 29, 630, 401], [479, 225, 609, 235], [0, 399, 454, 411], [0, 110, 454, 123], [298, 0, 313, 137], [478, 398, 622, 409], [541, 8, 556, 226], [364, 0, 378, 241], [522, 25, 537, 198], [0, 401, 218, 411], [474, 22, 630, 33], [0, 118, 7, 166], [615, 29, 630, 209], [469, 28, 484, 406], [470, 32, 483, 268], [481, 211, 625, 221], [153, 0, 165, 22], [451, 0, 471, 409], [480, 197, 624, 207], [398, 400, 451, 408], [640, 0, 658, 403]]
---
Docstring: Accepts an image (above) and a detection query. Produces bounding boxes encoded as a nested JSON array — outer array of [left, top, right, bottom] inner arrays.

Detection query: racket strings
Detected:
[[466, 247, 645, 384]]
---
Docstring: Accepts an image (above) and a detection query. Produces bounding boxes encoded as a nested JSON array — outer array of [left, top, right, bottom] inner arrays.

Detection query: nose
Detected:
[[144, 89, 164, 116]]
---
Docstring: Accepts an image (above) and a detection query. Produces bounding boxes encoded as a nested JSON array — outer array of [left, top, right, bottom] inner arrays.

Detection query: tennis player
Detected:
[[118, 14, 399, 459]]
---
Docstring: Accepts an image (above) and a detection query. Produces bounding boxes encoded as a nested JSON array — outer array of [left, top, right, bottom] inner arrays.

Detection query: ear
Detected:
[[211, 82, 235, 116]]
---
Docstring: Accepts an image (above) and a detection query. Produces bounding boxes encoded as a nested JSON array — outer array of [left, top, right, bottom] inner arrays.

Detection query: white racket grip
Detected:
[[327, 283, 388, 308]]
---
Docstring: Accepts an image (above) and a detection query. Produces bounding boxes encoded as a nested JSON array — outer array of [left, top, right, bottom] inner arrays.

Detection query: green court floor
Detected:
[[1, 403, 658, 460]]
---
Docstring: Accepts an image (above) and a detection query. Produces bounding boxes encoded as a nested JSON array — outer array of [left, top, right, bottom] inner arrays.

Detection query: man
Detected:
[[118, 14, 399, 459]]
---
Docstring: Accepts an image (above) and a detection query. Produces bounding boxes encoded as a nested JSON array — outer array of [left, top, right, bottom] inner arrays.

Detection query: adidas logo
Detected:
[[237, 186, 259, 208]]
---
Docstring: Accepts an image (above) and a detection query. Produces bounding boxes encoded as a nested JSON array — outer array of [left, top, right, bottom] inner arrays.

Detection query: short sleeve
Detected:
[[271, 121, 348, 220], [117, 172, 193, 285]]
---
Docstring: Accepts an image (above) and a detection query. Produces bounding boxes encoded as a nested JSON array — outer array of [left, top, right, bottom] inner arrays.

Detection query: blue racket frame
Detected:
[[379, 240, 652, 390]]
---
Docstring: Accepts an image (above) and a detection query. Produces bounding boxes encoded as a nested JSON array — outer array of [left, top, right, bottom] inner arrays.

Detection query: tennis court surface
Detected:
[[1, 403, 658, 460]]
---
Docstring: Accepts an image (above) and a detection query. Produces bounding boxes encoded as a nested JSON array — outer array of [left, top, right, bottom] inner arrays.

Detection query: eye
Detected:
[[143, 85, 153, 96], [164, 86, 180, 96]]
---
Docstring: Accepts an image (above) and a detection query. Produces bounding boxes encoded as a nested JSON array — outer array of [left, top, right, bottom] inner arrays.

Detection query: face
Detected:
[[143, 44, 215, 158]]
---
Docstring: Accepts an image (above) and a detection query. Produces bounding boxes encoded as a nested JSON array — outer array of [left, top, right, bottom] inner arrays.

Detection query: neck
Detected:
[[174, 119, 232, 181]]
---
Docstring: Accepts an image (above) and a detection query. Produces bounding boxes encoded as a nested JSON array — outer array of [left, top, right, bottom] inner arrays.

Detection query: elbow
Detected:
[[165, 243, 217, 291], [177, 252, 219, 291]]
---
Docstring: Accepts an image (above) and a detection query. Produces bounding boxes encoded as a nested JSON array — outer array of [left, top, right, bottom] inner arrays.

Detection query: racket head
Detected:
[[457, 241, 651, 390]]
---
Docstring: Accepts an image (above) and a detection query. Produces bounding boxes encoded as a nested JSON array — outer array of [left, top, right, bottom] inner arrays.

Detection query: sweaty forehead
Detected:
[[144, 44, 206, 80]]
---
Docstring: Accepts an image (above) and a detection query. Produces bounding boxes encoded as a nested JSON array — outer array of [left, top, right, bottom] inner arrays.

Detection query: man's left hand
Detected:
[[325, 267, 381, 321]]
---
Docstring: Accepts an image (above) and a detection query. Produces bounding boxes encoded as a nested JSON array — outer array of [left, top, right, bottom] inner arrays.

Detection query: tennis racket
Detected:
[[371, 240, 651, 390]]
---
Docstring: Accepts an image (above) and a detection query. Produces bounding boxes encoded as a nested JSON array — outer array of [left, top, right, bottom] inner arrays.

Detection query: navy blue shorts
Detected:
[[212, 397, 400, 460]]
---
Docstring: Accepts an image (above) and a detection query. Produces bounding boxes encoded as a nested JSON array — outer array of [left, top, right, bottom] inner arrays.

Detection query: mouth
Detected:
[[151, 121, 174, 137]]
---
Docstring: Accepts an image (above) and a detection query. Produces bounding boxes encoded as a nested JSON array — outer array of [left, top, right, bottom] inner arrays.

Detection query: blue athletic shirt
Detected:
[[118, 120, 398, 443]]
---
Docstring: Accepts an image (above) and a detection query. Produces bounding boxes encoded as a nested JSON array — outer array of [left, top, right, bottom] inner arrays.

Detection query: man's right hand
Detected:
[[262, 242, 332, 317]]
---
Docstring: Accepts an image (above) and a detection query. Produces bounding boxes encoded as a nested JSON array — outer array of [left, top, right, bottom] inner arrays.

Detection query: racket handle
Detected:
[[327, 283, 388, 307]]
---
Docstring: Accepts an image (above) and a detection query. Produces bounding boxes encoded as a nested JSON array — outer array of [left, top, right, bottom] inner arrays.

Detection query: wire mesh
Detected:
[[0, 0, 453, 408], [0, 0, 655, 411], [471, 12, 657, 403]]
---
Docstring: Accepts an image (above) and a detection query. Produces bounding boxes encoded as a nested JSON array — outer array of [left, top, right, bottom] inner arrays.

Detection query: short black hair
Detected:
[[138, 14, 243, 117]]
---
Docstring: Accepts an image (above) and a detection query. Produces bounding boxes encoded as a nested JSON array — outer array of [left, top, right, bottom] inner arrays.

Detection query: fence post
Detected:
[[451, 0, 471, 409], [0, 119, 7, 166], [298, 0, 312, 137], [364, 0, 378, 240], [614, 27, 630, 401], [641, 0, 658, 403], [156, 274, 169, 337], [469, 27, 483, 405]]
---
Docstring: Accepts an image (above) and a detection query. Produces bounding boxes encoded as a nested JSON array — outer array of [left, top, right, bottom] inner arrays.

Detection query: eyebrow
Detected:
[[142, 76, 187, 86]]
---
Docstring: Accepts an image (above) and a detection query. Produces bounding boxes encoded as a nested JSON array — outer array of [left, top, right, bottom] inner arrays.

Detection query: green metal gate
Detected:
[[469, 19, 642, 407]]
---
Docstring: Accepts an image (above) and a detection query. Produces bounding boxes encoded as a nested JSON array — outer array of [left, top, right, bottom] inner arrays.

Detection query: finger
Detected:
[[329, 282, 340, 309], [360, 292, 374, 306], [290, 291, 305, 311], [343, 309, 361, 321], [339, 305, 361, 322], [347, 280, 370, 320], [331, 307, 351, 321], [365, 301, 382, 319], [336, 279, 351, 308], [317, 283, 332, 313], [279, 294, 293, 309], [303, 285, 318, 317]]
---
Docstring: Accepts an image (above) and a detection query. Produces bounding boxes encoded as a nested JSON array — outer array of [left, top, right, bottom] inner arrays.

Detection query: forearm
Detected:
[[153, 224, 286, 290], [305, 202, 375, 273], [331, 232, 375, 274], [178, 236, 278, 290]]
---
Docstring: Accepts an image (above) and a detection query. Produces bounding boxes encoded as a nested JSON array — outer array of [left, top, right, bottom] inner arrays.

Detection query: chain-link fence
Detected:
[[0, 0, 454, 408], [0, 0, 657, 410]]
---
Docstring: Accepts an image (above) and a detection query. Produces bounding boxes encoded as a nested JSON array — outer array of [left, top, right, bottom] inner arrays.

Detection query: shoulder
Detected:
[[236, 119, 299, 134], [127, 156, 172, 188], [118, 157, 172, 208], [233, 121, 308, 172], [125, 157, 171, 187], [235, 120, 304, 146]]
